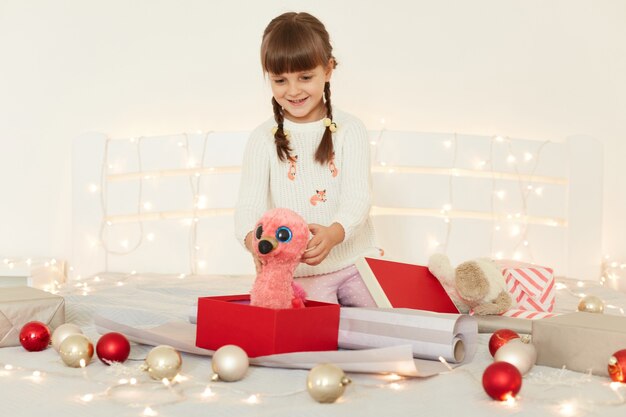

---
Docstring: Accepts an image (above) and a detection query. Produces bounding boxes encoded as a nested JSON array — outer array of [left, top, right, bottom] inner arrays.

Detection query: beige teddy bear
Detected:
[[428, 254, 513, 315]]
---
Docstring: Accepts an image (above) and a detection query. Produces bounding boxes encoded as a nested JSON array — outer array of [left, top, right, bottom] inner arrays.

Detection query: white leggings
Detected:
[[294, 264, 377, 307]]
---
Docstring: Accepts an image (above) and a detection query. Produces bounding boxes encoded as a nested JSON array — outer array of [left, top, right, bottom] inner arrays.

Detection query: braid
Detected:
[[271, 97, 292, 162], [315, 81, 335, 164]]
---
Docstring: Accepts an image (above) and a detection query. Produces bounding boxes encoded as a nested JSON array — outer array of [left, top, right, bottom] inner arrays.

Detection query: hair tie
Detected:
[[323, 117, 338, 133], [272, 125, 290, 139]]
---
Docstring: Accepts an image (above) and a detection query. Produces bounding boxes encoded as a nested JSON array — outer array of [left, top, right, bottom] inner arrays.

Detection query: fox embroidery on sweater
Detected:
[[287, 155, 297, 181], [310, 189, 327, 206], [328, 152, 339, 177]]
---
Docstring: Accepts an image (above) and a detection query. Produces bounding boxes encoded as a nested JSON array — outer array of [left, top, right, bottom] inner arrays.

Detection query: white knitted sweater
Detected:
[[234, 109, 378, 277]]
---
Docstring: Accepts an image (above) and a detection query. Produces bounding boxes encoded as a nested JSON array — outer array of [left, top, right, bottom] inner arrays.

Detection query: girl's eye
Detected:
[[301, 75, 312, 81], [255, 225, 263, 239], [273, 79, 285, 84], [275, 226, 292, 243]]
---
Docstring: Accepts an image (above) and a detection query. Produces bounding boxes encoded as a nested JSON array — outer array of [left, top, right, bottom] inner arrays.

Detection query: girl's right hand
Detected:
[[245, 231, 264, 274]]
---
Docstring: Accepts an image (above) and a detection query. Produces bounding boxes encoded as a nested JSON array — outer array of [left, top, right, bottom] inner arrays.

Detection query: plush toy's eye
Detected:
[[255, 225, 263, 239], [275, 226, 292, 243]]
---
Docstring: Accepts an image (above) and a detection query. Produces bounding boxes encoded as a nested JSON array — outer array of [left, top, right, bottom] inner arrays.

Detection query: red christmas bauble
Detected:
[[608, 349, 626, 383], [482, 361, 522, 401], [488, 329, 520, 357], [19, 321, 51, 352], [96, 332, 131, 365]]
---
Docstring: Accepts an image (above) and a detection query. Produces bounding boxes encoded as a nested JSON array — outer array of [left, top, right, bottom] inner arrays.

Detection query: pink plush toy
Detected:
[[249, 208, 309, 309]]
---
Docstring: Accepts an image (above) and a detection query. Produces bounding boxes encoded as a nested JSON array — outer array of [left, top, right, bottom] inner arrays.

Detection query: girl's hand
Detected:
[[302, 223, 345, 266], [245, 231, 264, 274]]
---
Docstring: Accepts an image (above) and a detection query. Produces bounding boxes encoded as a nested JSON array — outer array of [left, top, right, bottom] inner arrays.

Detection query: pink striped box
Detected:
[[503, 266, 556, 314]]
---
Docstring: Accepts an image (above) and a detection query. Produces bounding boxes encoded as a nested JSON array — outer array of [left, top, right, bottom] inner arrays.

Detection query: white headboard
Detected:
[[72, 131, 603, 281]]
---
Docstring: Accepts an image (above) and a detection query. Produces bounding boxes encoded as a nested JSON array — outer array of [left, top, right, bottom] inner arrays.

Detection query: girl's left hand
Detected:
[[302, 222, 345, 266]]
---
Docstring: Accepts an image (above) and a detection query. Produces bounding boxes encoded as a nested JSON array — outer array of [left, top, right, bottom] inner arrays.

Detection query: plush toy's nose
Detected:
[[258, 237, 277, 255]]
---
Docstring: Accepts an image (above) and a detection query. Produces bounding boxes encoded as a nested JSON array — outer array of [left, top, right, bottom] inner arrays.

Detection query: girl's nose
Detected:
[[287, 82, 301, 96]]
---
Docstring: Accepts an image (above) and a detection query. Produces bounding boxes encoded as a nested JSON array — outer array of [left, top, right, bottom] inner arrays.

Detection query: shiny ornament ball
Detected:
[[19, 321, 51, 352], [145, 345, 182, 380], [494, 338, 537, 375], [482, 361, 522, 401], [96, 332, 131, 365], [488, 329, 520, 357], [51, 323, 83, 351], [577, 295, 604, 313], [59, 334, 94, 367], [608, 349, 626, 383], [211, 345, 249, 382], [306, 363, 352, 403]]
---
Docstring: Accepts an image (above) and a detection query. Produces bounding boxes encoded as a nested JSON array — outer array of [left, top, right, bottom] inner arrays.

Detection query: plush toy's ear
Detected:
[[429, 254, 470, 314], [428, 254, 455, 285]]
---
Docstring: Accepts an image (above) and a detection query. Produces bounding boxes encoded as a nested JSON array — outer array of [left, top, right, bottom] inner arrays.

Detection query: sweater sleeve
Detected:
[[234, 130, 271, 246], [332, 120, 372, 241]]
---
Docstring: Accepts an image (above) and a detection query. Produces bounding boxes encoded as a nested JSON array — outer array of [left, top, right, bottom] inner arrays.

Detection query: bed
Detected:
[[2, 130, 624, 417]]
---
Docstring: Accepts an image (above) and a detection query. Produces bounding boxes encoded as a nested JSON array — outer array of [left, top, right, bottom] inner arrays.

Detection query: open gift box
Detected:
[[195, 295, 340, 358]]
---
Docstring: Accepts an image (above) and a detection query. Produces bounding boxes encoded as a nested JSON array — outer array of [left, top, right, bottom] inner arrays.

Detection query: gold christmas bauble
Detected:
[[211, 345, 249, 382], [306, 363, 351, 403], [58, 334, 94, 367], [577, 295, 604, 313], [52, 323, 83, 351], [493, 338, 537, 375], [145, 345, 182, 380]]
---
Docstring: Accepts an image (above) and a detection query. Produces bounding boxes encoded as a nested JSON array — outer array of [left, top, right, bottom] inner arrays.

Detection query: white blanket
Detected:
[[1, 273, 625, 417]]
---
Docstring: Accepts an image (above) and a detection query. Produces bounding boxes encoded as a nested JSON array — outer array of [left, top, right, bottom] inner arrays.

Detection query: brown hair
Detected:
[[261, 12, 337, 164]]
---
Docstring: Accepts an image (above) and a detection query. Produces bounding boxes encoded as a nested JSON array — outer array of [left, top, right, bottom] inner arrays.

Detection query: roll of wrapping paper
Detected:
[[338, 308, 478, 364]]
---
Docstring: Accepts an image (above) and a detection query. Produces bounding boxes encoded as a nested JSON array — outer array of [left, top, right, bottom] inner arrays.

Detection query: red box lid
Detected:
[[195, 294, 339, 358], [356, 257, 459, 313]]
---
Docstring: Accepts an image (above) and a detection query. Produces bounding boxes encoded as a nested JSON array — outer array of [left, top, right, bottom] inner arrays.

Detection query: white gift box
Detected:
[[0, 286, 65, 347]]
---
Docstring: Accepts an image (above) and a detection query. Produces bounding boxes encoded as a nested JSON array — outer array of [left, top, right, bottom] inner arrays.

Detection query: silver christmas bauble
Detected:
[[58, 334, 94, 367], [52, 323, 83, 351], [145, 345, 182, 380], [211, 345, 249, 382], [493, 338, 537, 375], [306, 363, 351, 403], [577, 295, 604, 313]]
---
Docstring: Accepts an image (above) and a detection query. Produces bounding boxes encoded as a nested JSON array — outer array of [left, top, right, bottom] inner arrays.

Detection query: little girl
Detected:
[[234, 12, 378, 307]]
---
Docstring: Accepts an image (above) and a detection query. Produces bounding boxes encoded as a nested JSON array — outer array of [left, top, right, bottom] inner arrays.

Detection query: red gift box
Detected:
[[195, 294, 340, 358]]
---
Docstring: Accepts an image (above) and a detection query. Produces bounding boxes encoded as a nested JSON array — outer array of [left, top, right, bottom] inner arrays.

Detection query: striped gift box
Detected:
[[503, 266, 555, 313], [500, 309, 558, 320]]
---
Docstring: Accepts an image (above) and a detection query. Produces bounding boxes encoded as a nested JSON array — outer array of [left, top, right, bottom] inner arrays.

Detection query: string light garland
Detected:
[[97, 131, 213, 274], [90, 126, 566, 277], [0, 257, 66, 292], [601, 256, 626, 293], [70, 127, 622, 290], [370, 129, 558, 263]]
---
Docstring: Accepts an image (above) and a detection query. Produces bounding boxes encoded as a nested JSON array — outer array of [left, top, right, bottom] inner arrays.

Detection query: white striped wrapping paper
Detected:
[[503, 266, 556, 312], [338, 308, 478, 364]]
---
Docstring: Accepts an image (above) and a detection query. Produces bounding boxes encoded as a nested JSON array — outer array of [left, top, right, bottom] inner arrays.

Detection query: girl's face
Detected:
[[269, 63, 333, 123]]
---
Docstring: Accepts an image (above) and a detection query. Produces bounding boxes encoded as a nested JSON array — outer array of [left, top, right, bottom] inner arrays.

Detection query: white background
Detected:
[[1, 0, 624, 265]]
